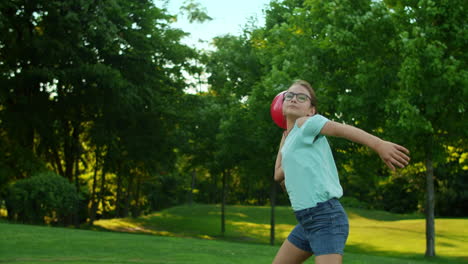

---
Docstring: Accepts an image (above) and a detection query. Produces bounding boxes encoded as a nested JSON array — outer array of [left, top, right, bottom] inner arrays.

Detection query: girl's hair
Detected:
[[290, 80, 317, 107]]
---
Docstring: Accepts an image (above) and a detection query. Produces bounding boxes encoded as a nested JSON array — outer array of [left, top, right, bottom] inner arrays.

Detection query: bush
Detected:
[[5, 171, 79, 225], [376, 176, 419, 214], [340, 196, 372, 209], [434, 166, 468, 217]]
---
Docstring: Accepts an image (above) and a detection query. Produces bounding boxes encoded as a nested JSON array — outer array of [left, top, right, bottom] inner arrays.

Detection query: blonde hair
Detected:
[[290, 80, 317, 107]]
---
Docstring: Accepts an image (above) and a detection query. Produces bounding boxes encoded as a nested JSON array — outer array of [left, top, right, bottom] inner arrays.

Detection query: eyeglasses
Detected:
[[283, 92, 311, 103]]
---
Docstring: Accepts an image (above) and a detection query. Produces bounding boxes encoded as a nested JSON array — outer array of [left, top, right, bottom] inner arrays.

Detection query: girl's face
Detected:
[[282, 84, 315, 118]]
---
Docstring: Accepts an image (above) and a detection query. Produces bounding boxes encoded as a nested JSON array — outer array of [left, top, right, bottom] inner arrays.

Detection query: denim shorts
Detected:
[[287, 198, 349, 256]]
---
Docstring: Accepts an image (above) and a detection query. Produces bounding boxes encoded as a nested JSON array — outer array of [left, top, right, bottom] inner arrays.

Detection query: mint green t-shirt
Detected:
[[281, 114, 343, 211]]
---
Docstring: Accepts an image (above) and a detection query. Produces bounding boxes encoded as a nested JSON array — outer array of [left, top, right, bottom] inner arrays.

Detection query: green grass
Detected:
[[0, 221, 464, 264], [1, 204, 467, 263], [91, 204, 468, 263], [0, 222, 276, 264]]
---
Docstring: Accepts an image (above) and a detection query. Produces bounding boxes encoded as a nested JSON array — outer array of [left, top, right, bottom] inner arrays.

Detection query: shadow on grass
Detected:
[[345, 243, 468, 264], [346, 207, 424, 221]]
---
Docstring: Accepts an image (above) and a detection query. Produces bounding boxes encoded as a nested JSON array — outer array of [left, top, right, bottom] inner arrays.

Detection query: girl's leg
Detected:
[[272, 239, 313, 264], [315, 254, 342, 264]]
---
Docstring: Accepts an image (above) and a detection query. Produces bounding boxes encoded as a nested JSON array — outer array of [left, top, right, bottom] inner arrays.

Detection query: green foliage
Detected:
[[376, 176, 419, 213], [386, 0, 467, 153], [0, 0, 199, 219], [339, 196, 372, 209], [179, 0, 213, 23], [0, 0, 466, 223], [142, 172, 188, 212], [182, 0, 467, 221], [434, 146, 468, 217], [5, 171, 79, 224]]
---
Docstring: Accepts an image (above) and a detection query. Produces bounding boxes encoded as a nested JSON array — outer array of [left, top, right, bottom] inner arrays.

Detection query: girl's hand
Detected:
[[279, 180, 286, 192], [375, 140, 410, 171]]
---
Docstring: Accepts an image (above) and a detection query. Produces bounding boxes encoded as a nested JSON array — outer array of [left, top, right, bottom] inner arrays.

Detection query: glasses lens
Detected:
[[284, 92, 294, 101], [297, 94, 308, 102]]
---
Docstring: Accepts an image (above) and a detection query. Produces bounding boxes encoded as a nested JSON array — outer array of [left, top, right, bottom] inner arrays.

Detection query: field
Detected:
[[1, 204, 467, 263]]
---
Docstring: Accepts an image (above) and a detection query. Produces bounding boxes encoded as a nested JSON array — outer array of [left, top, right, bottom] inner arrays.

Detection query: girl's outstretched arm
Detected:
[[320, 120, 410, 170]]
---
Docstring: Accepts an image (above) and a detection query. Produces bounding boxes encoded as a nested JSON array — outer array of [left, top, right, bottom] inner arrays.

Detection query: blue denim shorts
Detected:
[[287, 198, 349, 256]]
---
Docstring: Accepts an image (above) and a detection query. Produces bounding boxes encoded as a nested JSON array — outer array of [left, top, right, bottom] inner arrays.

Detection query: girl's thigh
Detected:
[[315, 254, 342, 264], [272, 239, 313, 264]]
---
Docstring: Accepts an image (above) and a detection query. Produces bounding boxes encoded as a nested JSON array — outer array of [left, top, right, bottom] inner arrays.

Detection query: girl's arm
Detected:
[[274, 133, 286, 182], [320, 120, 410, 170]]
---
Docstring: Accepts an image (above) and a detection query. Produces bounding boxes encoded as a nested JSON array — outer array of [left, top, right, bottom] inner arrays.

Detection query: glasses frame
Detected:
[[283, 91, 312, 104]]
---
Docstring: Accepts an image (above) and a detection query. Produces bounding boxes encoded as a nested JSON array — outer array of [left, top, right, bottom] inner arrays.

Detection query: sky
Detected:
[[163, 0, 272, 50]]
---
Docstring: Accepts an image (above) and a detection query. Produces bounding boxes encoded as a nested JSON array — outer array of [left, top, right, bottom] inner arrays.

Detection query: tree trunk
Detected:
[[132, 176, 142, 218], [115, 173, 123, 217], [211, 170, 218, 203], [425, 156, 436, 257], [123, 175, 134, 218], [98, 167, 107, 219], [52, 148, 65, 177], [62, 122, 80, 182], [189, 169, 196, 206], [89, 152, 99, 224], [270, 178, 277, 246], [73, 158, 80, 227], [221, 170, 227, 235], [63, 123, 74, 182]]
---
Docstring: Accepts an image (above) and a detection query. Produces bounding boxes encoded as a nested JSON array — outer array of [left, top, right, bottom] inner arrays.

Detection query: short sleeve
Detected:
[[301, 114, 329, 139]]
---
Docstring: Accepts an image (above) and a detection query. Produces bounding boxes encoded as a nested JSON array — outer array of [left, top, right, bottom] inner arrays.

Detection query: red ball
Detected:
[[270, 91, 287, 129]]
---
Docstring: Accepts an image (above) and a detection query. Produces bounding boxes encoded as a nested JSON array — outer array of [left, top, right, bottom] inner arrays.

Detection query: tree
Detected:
[[203, 32, 267, 235], [249, 0, 395, 243], [0, 0, 198, 221], [246, 0, 467, 252], [384, 0, 468, 256]]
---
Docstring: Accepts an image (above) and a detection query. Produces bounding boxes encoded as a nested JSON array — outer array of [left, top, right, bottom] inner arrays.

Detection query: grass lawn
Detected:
[[1, 204, 466, 263], [0, 221, 464, 264], [91, 204, 468, 263]]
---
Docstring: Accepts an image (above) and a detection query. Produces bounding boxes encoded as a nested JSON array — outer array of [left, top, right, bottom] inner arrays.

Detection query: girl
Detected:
[[272, 80, 410, 264]]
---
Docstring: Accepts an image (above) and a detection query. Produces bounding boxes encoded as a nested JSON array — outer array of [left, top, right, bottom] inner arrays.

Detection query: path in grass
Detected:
[[0, 222, 465, 264], [93, 204, 468, 262]]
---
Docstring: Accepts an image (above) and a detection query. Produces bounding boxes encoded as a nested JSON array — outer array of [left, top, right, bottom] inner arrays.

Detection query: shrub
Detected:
[[340, 196, 372, 209], [5, 171, 79, 224], [376, 176, 419, 214]]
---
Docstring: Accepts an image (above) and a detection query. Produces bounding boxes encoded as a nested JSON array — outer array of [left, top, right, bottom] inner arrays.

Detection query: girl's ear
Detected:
[[308, 106, 316, 116]]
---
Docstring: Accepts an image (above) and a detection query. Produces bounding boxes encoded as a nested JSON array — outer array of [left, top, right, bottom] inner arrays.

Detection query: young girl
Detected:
[[272, 80, 410, 264]]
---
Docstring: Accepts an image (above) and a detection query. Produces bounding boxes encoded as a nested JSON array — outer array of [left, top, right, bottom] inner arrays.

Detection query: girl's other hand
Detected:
[[376, 140, 410, 171]]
